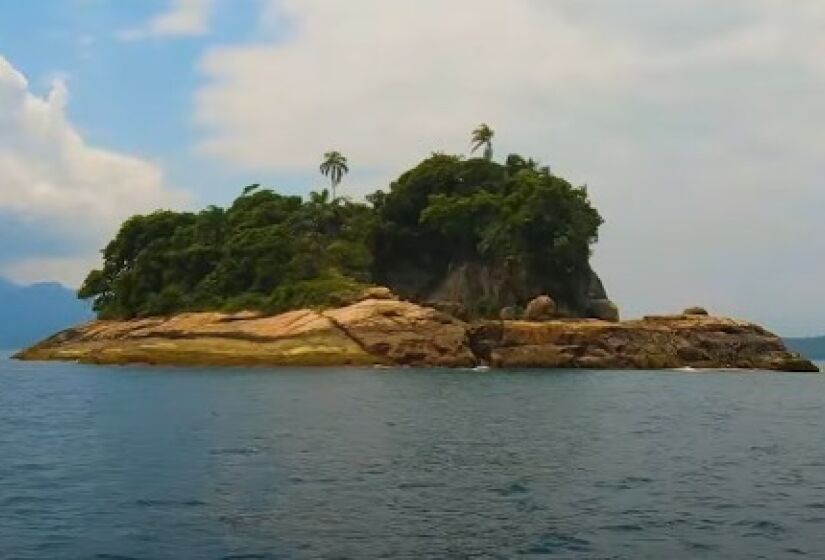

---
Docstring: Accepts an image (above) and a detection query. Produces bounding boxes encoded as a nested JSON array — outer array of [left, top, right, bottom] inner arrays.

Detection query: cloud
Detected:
[[196, 0, 640, 171], [0, 56, 187, 285], [118, 0, 215, 40], [193, 0, 825, 335], [1, 255, 101, 288]]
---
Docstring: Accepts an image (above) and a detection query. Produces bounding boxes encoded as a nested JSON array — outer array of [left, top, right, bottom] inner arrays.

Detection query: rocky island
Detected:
[[14, 129, 819, 372], [15, 292, 818, 372]]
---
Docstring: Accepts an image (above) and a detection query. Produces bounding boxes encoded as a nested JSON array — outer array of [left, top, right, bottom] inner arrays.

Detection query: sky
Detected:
[[0, 0, 823, 336]]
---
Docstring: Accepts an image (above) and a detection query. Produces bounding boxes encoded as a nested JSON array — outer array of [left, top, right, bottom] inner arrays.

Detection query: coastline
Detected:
[[14, 298, 820, 373]]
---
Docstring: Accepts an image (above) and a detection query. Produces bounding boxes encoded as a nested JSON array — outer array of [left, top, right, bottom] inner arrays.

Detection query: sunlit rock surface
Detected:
[[15, 301, 818, 372]]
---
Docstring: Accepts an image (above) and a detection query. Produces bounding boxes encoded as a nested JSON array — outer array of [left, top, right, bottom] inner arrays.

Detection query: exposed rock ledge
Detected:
[[14, 299, 819, 372]]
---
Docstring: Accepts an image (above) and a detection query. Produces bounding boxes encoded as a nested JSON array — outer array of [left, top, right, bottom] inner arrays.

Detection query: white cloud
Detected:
[[193, 0, 825, 335], [1, 255, 100, 288], [118, 0, 215, 40], [0, 56, 187, 284], [196, 0, 640, 171]]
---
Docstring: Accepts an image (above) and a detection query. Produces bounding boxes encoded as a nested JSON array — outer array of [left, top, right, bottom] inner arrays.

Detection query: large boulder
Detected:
[[523, 295, 557, 321], [589, 299, 620, 322], [357, 286, 397, 301], [324, 299, 475, 367], [499, 306, 518, 320]]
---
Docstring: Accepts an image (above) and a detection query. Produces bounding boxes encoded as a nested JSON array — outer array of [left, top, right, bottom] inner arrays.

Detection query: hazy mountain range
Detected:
[[784, 337, 825, 360], [0, 278, 92, 350]]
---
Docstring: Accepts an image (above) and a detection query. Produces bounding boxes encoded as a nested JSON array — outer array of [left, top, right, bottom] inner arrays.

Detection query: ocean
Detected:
[[1, 354, 824, 559]]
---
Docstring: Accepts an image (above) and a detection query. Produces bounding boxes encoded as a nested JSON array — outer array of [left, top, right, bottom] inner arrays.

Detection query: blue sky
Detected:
[[0, 0, 824, 335], [0, 1, 265, 203]]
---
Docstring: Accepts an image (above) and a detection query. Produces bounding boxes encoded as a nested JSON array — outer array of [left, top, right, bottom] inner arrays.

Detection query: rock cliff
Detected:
[[15, 300, 818, 372], [401, 260, 615, 320]]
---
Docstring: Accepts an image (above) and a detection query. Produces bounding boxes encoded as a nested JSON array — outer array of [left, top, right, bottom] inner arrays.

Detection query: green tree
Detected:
[[470, 123, 495, 161], [78, 147, 603, 321], [319, 151, 349, 200]]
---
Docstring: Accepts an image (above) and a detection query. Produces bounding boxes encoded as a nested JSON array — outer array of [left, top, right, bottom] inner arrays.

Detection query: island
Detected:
[[15, 127, 819, 372], [14, 294, 819, 372]]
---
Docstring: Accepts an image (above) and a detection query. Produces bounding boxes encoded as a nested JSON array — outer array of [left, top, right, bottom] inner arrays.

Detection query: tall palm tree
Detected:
[[470, 123, 494, 161], [319, 151, 349, 201]]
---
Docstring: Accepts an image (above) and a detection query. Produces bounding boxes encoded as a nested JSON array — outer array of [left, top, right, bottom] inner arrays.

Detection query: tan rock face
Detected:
[[14, 303, 818, 372], [469, 314, 819, 372], [323, 299, 475, 367], [16, 299, 475, 368]]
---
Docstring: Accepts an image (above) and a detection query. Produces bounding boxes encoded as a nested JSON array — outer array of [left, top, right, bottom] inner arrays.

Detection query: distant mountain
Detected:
[[0, 278, 93, 350], [784, 336, 825, 360]]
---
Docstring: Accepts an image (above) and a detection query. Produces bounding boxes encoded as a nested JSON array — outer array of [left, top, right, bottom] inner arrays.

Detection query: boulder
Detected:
[[589, 299, 620, 322], [683, 306, 709, 316], [499, 306, 518, 320], [358, 286, 397, 301], [523, 295, 557, 321], [324, 299, 475, 367]]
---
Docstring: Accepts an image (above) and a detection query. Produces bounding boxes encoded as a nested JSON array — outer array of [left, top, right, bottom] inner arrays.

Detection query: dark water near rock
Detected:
[[1, 355, 824, 560]]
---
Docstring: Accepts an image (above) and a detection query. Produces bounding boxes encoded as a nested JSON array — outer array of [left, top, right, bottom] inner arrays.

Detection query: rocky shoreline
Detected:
[[14, 298, 819, 372]]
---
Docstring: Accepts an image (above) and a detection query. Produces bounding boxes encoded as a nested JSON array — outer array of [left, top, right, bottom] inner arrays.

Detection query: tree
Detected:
[[78, 148, 603, 320], [470, 123, 495, 161], [242, 183, 261, 196], [319, 151, 349, 200]]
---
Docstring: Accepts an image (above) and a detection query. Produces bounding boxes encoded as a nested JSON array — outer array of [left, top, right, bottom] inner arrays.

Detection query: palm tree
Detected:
[[319, 151, 349, 201], [470, 123, 494, 161]]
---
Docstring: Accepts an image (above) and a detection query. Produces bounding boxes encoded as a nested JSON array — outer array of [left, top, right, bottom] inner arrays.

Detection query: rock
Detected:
[[15, 298, 475, 368], [771, 356, 821, 373], [358, 286, 397, 301], [15, 302, 819, 373], [683, 306, 709, 316], [393, 259, 610, 320], [523, 295, 557, 321], [324, 299, 475, 367], [428, 301, 467, 320], [499, 306, 518, 320], [468, 314, 818, 372], [589, 299, 620, 322], [219, 310, 266, 322]]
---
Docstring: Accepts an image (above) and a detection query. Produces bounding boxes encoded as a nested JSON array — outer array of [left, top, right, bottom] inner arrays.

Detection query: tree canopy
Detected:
[[79, 150, 602, 319]]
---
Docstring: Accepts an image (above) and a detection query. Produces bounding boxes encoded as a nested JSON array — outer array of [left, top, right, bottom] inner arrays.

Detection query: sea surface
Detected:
[[1, 354, 824, 560]]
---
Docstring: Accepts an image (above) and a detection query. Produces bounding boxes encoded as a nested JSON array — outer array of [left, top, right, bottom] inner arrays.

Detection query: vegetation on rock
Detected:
[[79, 131, 604, 319]]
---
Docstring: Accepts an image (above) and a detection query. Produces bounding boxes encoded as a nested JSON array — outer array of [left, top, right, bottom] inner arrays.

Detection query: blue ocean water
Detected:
[[1, 354, 824, 559]]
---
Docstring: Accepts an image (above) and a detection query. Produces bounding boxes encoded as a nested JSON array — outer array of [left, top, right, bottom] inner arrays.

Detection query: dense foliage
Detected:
[[371, 154, 603, 308], [79, 153, 603, 319]]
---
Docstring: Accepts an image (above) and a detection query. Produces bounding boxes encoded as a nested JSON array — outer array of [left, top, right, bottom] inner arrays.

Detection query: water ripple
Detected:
[[2, 359, 825, 559]]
